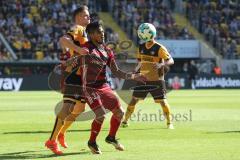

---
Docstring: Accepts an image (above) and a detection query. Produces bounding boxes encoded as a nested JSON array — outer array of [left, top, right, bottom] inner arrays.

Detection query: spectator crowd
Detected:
[[0, 0, 239, 65], [0, 0, 117, 61], [186, 0, 240, 59], [109, 0, 194, 43]]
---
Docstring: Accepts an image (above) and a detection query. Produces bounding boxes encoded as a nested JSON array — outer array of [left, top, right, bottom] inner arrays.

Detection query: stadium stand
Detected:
[[0, 0, 117, 60], [0, 0, 239, 75], [108, 0, 194, 43], [0, 41, 10, 61], [186, 0, 240, 59]]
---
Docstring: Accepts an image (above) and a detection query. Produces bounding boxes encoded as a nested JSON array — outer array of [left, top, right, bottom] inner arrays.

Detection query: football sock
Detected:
[[109, 115, 121, 137], [123, 105, 135, 122], [89, 119, 103, 143], [160, 101, 171, 124], [60, 113, 79, 134], [50, 117, 64, 141], [60, 121, 73, 135]]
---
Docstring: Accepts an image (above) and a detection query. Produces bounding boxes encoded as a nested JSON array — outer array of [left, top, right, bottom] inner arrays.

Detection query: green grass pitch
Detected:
[[0, 90, 240, 160]]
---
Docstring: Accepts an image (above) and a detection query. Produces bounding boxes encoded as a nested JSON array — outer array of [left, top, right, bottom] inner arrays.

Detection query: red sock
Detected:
[[109, 115, 121, 138], [89, 119, 103, 143]]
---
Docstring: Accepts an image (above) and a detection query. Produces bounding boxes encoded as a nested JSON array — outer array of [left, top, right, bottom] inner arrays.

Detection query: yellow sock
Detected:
[[59, 101, 84, 135], [60, 112, 80, 134], [158, 99, 172, 125], [50, 117, 64, 141], [123, 105, 135, 122], [60, 120, 74, 135]]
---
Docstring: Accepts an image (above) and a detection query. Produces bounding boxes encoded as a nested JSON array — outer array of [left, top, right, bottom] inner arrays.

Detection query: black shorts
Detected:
[[62, 70, 85, 103], [132, 80, 167, 100]]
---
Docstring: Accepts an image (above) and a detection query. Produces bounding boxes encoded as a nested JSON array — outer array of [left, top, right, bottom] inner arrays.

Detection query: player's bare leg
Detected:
[[157, 99, 174, 129], [58, 102, 85, 148], [122, 97, 139, 127]]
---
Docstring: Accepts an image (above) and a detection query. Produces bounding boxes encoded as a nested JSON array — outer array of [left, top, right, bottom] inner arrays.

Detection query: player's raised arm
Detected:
[[59, 5, 90, 56], [160, 46, 174, 66], [59, 35, 89, 55], [154, 45, 174, 70]]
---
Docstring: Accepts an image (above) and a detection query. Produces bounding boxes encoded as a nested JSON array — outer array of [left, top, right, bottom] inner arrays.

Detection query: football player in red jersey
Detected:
[[75, 21, 147, 154]]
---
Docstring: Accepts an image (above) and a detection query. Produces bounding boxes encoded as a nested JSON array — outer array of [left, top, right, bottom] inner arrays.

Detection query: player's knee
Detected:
[[95, 116, 105, 123], [118, 108, 124, 118], [65, 113, 79, 121], [93, 106, 107, 120], [156, 99, 166, 106], [57, 111, 68, 121], [72, 102, 86, 114], [57, 101, 75, 121], [113, 107, 124, 120], [163, 100, 170, 107]]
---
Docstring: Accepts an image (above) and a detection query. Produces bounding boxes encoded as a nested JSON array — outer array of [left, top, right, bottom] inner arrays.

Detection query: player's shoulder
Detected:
[[154, 41, 168, 51], [103, 45, 115, 57], [153, 41, 163, 47], [69, 25, 85, 33], [105, 45, 114, 53]]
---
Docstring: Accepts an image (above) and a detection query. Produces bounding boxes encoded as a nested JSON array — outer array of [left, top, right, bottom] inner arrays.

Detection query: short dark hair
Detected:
[[86, 21, 103, 34], [72, 5, 88, 20], [90, 12, 100, 22]]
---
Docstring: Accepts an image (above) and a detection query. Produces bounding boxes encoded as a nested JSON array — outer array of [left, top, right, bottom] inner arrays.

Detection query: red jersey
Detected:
[[80, 41, 114, 88]]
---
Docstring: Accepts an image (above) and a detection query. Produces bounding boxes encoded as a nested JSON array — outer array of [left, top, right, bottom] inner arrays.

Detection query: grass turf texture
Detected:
[[0, 90, 240, 160]]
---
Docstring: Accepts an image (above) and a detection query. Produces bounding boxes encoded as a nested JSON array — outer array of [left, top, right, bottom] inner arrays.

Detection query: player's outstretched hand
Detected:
[[132, 73, 148, 84]]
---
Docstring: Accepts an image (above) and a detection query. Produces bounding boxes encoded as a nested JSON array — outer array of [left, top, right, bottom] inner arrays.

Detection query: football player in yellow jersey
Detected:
[[122, 23, 174, 129], [45, 5, 90, 155]]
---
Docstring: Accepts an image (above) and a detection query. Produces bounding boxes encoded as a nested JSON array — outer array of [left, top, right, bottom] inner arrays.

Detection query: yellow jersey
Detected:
[[66, 25, 88, 57], [137, 41, 171, 81], [63, 25, 88, 74]]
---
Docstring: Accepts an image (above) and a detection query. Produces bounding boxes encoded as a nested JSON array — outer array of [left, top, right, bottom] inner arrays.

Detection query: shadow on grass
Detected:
[[206, 130, 240, 134], [0, 150, 90, 159], [3, 127, 164, 135], [2, 129, 91, 135]]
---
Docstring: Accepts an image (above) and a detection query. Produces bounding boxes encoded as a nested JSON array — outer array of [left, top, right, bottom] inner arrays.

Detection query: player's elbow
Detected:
[[169, 58, 174, 65], [166, 58, 174, 66]]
